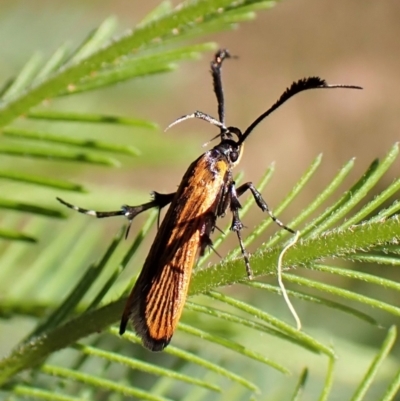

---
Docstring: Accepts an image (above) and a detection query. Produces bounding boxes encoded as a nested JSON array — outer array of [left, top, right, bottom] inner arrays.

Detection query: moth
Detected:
[[57, 49, 361, 351]]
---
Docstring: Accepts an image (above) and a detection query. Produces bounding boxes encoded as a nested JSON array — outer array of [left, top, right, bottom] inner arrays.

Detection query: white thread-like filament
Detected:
[[277, 230, 301, 330]]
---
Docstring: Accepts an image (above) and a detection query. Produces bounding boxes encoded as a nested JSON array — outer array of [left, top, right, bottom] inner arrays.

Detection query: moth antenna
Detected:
[[210, 48, 236, 125], [165, 111, 226, 132], [239, 76, 362, 144], [202, 132, 223, 148]]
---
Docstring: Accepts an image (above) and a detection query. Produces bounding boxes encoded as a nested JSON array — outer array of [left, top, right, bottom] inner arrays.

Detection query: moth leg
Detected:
[[228, 183, 253, 279], [199, 235, 222, 258], [152, 192, 176, 229], [235, 182, 295, 234], [199, 214, 221, 258], [56, 192, 175, 238]]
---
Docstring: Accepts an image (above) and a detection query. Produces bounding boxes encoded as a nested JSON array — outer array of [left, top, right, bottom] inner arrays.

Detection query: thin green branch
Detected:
[[382, 367, 400, 401], [114, 328, 259, 392], [39, 364, 172, 401], [350, 326, 397, 401], [62, 42, 216, 96], [0, 229, 37, 243], [283, 273, 400, 316], [72, 343, 220, 392], [177, 322, 290, 374], [0, 300, 51, 318], [290, 368, 308, 401], [185, 301, 313, 350], [1, 53, 43, 101], [205, 290, 332, 356], [0, 144, 120, 166], [244, 281, 378, 325], [0, 198, 65, 218], [311, 264, 400, 292], [138, 1, 173, 26], [0, 170, 85, 191], [67, 16, 118, 64], [60, 64, 175, 95], [3, 127, 140, 156], [7, 385, 85, 401], [318, 356, 335, 401], [33, 43, 72, 85], [26, 110, 157, 129]]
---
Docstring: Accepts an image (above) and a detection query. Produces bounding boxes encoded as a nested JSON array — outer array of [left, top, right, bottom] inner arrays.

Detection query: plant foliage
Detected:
[[1, 1, 400, 400]]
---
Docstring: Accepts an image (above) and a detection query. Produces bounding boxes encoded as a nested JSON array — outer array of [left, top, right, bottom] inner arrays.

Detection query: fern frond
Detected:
[[1, 2, 400, 400], [0, 0, 271, 242]]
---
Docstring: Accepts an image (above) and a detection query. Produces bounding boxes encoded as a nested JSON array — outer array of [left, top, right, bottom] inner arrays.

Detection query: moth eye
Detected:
[[230, 151, 239, 162]]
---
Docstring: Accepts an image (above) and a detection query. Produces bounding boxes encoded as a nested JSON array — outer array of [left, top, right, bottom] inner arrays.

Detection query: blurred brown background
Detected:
[[1, 2, 400, 397]]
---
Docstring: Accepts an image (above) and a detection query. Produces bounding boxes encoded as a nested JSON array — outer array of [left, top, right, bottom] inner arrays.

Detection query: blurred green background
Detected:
[[1, 1, 400, 400]]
